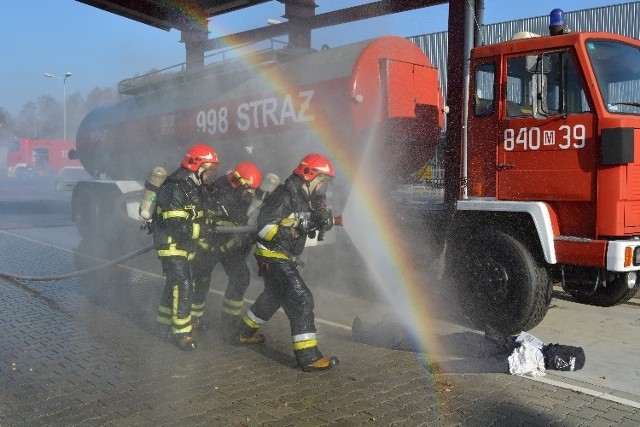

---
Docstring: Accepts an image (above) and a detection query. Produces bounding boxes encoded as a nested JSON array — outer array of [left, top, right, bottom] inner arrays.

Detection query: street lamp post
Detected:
[[44, 72, 72, 140]]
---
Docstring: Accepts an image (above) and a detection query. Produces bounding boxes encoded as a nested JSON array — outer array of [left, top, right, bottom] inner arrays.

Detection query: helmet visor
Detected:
[[312, 175, 333, 196], [200, 162, 219, 184]]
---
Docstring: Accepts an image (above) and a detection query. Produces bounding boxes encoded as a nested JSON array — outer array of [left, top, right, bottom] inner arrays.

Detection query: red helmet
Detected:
[[293, 153, 335, 182], [227, 161, 262, 189], [181, 144, 219, 172]]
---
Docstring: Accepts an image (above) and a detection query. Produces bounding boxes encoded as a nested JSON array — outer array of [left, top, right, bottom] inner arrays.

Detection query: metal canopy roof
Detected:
[[76, 0, 274, 31], [75, 1, 448, 33]]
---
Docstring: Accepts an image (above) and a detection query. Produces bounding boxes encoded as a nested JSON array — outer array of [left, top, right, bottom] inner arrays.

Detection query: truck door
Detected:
[[497, 51, 596, 208], [467, 60, 499, 197]]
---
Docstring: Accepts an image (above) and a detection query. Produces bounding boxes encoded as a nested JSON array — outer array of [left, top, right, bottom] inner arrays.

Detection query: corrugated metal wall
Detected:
[[408, 1, 640, 104]]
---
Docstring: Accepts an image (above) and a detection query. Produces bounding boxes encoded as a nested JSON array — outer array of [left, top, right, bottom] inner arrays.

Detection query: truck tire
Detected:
[[73, 182, 122, 243], [568, 276, 639, 307], [447, 229, 552, 334], [73, 185, 105, 240]]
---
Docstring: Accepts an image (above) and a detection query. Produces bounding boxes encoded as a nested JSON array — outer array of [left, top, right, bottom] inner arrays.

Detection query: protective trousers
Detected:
[[217, 254, 251, 340], [240, 260, 323, 366], [157, 256, 193, 336], [191, 251, 216, 327]]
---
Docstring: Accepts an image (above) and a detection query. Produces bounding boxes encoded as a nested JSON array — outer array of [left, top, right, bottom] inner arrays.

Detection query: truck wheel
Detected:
[[447, 230, 552, 334], [73, 187, 106, 240], [568, 276, 639, 307]]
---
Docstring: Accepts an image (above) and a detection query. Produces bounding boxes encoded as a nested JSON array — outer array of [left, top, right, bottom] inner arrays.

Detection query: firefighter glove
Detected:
[[312, 207, 333, 232]]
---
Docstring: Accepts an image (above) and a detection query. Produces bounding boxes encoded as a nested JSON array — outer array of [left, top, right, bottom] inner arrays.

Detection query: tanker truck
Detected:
[[71, 36, 443, 253], [72, 11, 640, 334]]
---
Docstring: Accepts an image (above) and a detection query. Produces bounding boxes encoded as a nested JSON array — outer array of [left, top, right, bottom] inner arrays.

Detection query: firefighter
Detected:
[[193, 161, 263, 342], [154, 144, 220, 351], [236, 153, 340, 372]]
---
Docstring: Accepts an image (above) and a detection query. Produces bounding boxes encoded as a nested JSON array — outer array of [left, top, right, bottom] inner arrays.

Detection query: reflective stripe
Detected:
[[242, 314, 261, 329], [223, 298, 243, 315], [172, 284, 192, 334], [157, 306, 172, 325], [192, 223, 200, 239], [254, 244, 289, 260], [243, 309, 265, 329], [158, 306, 172, 315], [293, 339, 318, 351], [191, 301, 205, 317], [156, 315, 172, 325], [223, 306, 242, 315], [280, 217, 297, 227], [172, 324, 192, 334], [224, 298, 243, 308], [259, 223, 278, 241], [158, 247, 188, 258], [162, 210, 190, 220], [292, 333, 317, 343], [158, 241, 195, 258], [173, 315, 191, 326], [160, 208, 204, 221]]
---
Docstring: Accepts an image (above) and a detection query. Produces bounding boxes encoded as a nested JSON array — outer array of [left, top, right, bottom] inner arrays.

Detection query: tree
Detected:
[[5, 85, 117, 140]]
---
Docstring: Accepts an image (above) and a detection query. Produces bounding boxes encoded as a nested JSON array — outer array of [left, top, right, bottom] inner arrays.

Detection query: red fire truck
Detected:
[[6, 138, 82, 180], [70, 2, 640, 333]]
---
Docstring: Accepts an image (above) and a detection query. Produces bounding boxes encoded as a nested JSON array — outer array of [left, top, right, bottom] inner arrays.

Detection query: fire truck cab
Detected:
[[443, 28, 640, 332]]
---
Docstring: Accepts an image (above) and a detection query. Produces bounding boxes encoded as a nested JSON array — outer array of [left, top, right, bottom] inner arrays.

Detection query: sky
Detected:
[[0, 0, 634, 116]]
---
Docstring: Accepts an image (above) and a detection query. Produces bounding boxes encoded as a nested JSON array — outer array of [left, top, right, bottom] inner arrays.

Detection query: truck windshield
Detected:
[[586, 40, 640, 114]]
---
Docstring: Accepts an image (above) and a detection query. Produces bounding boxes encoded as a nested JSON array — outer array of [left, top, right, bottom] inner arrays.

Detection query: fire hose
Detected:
[[0, 242, 155, 282], [0, 223, 250, 283], [0, 214, 343, 282], [0, 222, 257, 283]]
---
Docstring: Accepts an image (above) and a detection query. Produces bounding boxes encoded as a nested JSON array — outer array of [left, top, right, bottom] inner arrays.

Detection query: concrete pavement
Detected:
[[1, 228, 640, 426]]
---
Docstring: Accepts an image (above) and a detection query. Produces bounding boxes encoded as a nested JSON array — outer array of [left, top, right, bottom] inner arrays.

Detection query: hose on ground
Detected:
[[0, 243, 155, 282]]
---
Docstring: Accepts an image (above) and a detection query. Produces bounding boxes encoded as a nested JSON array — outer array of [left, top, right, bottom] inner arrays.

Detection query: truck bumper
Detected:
[[607, 241, 640, 272]]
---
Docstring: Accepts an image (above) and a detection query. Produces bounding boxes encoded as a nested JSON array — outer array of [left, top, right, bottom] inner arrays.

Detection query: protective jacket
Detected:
[[153, 167, 207, 256], [154, 167, 209, 336], [205, 175, 253, 257], [254, 174, 316, 261]]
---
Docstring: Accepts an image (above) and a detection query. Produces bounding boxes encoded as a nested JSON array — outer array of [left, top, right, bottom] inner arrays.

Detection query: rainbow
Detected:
[[159, 0, 446, 403]]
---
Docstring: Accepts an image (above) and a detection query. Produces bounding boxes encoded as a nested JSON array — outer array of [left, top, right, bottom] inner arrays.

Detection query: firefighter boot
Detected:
[[233, 321, 265, 345], [174, 333, 197, 351], [301, 356, 340, 372], [191, 317, 208, 332], [236, 332, 266, 345]]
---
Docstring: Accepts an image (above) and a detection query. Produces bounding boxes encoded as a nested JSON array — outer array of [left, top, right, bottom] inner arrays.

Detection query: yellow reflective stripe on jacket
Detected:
[[280, 217, 297, 227], [192, 223, 200, 239], [161, 210, 190, 220], [254, 244, 289, 260], [160, 209, 204, 221], [258, 223, 278, 241]]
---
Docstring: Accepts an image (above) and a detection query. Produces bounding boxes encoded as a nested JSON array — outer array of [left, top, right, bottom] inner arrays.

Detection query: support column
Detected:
[[282, 0, 317, 49], [181, 23, 208, 71]]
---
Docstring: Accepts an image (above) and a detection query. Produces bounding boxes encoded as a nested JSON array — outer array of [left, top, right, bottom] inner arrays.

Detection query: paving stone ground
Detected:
[[1, 231, 639, 426]]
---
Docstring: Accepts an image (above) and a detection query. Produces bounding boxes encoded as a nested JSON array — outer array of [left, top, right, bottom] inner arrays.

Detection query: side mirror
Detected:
[[526, 54, 551, 74], [531, 73, 549, 120], [528, 54, 551, 120]]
